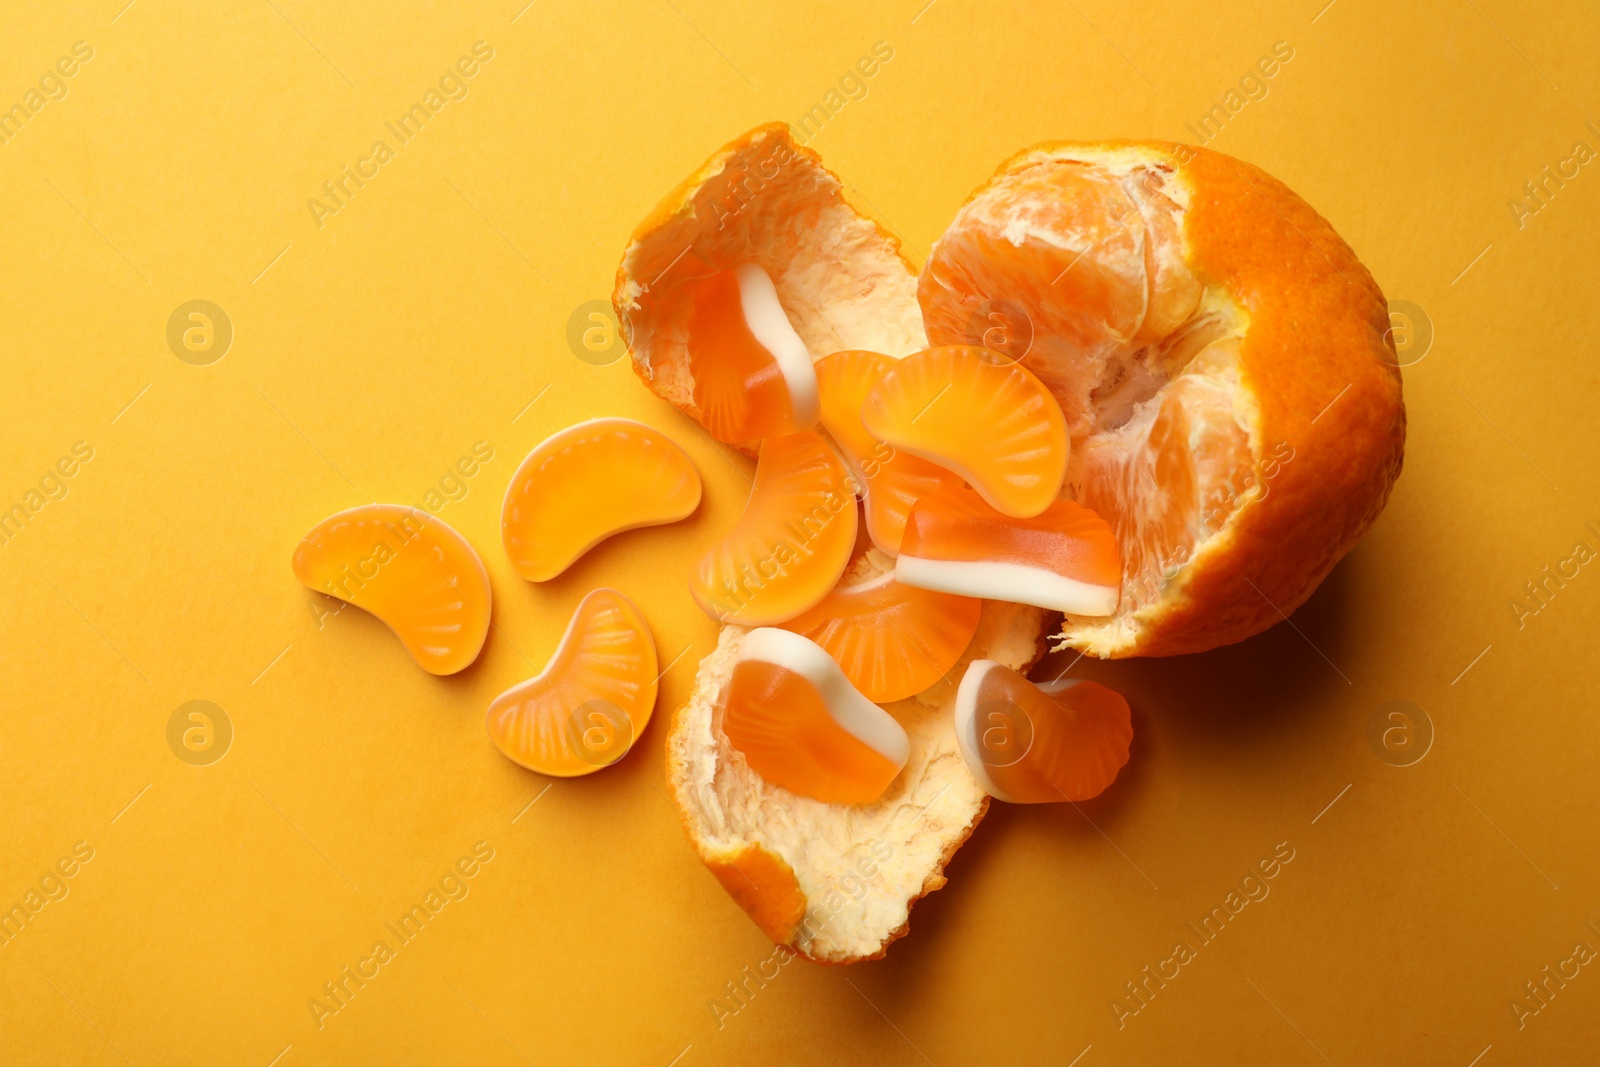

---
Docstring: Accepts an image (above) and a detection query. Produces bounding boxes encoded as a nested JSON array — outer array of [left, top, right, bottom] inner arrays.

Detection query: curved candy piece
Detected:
[[722, 628, 909, 805], [689, 431, 857, 626], [862, 345, 1069, 519], [895, 490, 1121, 616], [502, 418, 702, 581], [292, 504, 491, 675], [954, 660, 1132, 803], [780, 570, 981, 703], [486, 588, 658, 776], [686, 263, 820, 443]]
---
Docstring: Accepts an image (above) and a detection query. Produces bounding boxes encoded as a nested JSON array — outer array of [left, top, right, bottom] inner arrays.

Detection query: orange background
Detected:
[[2, 0, 1597, 1063]]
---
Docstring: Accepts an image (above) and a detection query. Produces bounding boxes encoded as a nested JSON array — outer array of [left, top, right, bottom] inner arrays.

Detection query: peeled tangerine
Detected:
[[897, 490, 1121, 616], [862, 345, 1069, 519], [486, 588, 657, 776], [686, 263, 819, 443], [722, 628, 909, 805], [292, 504, 491, 675], [502, 418, 701, 581], [689, 430, 856, 626], [813, 349, 968, 554], [955, 661, 1132, 803], [781, 569, 981, 704]]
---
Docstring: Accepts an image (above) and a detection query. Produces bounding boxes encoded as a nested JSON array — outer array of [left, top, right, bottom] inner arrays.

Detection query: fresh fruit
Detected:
[[861, 345, 1069, 519], [813, 349, 967, 553], [920, 142, 1405, 656], [721, 628, 909, 805], [501, 418, 702, 582], [684, 263, 820, 443], [954, 661, 1132, 803], [486, 588, 657, 776], [292, 504, 491, 675], [896, 489, 1121, 616], [688, 430, 857, 626], [780, 566, 981, 703]]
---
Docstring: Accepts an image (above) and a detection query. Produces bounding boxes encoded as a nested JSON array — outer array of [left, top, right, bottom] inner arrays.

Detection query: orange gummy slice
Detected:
[[486, 588, 657, 776], [814, 349, 968, 553], [954, 661, 1132, 803], [501, 418, 702, 582], [689, 430, 857, 626], [722, 628, 909, 804], [292, 504, 491, 675], [861, 345, 1069, 518], [686, 264, 819, 443], [781, 570, 981, 703], [896, 489, 1121, 616]]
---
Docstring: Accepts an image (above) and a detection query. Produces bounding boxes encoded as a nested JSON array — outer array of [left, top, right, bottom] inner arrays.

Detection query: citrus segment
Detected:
[[689, 431, 857, 626], [780, 570, 982, 703], [861, 346, 1068, 518], [486, 588, 658, 776], [896, 490, 1120, 616], [686, 263, 819, 443], [954, 661, 1131, 803], [292, 504, 491, 675], [814, 349, 968, 553], [501, 418, 702, 582], [722, 628, 909, 805]]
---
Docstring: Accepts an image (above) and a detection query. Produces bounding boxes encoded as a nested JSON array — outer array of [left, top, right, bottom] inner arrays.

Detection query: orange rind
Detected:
[[486, 588, 658, 776], [954, 661, 1132, 804], [896, 490, 1121, 616], [685, 264, 820, 443], [292, 504, 491, 676], [781, 566, 982, 704], [862, 345, 1070, 519], [688, 430, 857, 626], [721, 628, 909, 805], [501, 418, 702, 582]]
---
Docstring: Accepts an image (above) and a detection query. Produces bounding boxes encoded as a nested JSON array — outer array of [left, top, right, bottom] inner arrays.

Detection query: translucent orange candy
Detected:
[[688, 430, 857, 626], [292, 504, 491, 675], [813, 349, 968, 553], [781, 570, 981, 703], [686, 264, 819, 443], [722, 628, 909, 805], [486, 588, 657, 776], [862, 345, 1069, 518], [954, 661, 1132, 803], [896, 489, 1121, 616], [501, 418, 701, 581]]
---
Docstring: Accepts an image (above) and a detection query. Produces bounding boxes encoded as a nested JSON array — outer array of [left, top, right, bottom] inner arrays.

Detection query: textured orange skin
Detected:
[[970, 142, 1404, 656], [705, 844, 807, 946]]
